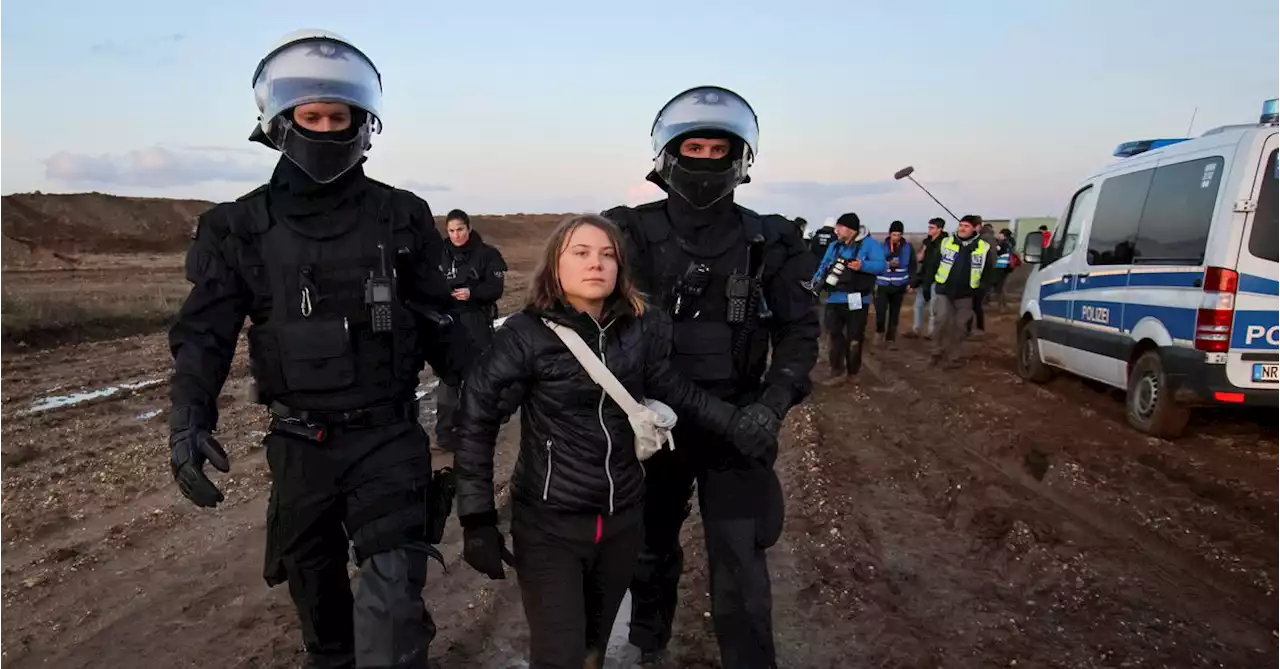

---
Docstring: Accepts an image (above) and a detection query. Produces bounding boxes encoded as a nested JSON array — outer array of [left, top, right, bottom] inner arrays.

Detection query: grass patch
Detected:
[[2, 278, 189, 349]]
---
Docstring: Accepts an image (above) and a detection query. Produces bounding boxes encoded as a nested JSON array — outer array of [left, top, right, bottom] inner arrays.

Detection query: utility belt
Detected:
[[267, 399, 421, 441]]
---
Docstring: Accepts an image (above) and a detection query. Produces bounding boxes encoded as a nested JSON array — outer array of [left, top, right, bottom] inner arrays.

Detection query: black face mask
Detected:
[[267, 108, 371, 184], [655, 136, 748, 210]]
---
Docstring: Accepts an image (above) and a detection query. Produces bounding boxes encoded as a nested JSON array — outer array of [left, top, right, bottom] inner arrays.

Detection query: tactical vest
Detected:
[[622, 203, 779, 391], [214, 185, 426, 411], [934, 237, 990, 289], [876, 239, 912, 287]]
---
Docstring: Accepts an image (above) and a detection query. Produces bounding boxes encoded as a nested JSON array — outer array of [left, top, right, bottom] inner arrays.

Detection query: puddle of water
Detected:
[[21, 378, 163, 415], [134, 409, 162, 421], [604, 590, 636, 666]]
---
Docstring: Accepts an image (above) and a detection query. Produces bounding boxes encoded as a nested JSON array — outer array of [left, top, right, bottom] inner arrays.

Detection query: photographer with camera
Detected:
[[437, 208, 508, 452], [810, 213, 886, 383]]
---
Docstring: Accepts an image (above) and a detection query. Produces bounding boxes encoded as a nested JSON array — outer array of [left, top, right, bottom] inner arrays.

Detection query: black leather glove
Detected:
[[170, 424, 231, 509], [756, 385, 794, 421], [728, 403, 782, 463], [461, 519, 515, 580]]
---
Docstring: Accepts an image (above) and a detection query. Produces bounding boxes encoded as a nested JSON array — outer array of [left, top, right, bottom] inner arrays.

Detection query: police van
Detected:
[[1018, 99, 1279, 438]]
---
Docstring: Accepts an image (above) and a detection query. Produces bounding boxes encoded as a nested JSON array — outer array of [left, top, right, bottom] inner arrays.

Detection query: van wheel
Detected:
[[1017, 323, 1054, 383], [1126, 351, 1190, 439]]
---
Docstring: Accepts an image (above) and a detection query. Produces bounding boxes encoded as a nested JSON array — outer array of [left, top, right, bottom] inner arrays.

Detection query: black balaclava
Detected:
[[650, 131, 748, 248], [266, 107, 370, 222], [651, 130, 748, 203]]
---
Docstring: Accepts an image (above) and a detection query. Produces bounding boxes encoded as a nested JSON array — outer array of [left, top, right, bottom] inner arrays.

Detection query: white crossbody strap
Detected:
[[542, 319, 646, 416]]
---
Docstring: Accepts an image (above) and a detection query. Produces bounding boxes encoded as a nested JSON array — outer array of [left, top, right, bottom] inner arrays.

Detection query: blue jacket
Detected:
[[876, 236, 915, 288], [810, 230, 888, 304]]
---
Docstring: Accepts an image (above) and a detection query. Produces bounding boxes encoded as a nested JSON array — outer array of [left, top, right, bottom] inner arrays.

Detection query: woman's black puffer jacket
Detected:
[[454, 300, 736, 525]]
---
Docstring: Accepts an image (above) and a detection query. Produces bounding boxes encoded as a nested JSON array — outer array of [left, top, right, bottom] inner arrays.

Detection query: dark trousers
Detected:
[[824, 300, 870, 376], [630, 438, 778, 669], [435, 313, 494, 452], [873, 287, 906, 341], [968, 290, 987, 332], [512, 503, 644, 669], [990, 270, 1011, 311], [434, 381, 459, 452], [263, 419, 435, 669]]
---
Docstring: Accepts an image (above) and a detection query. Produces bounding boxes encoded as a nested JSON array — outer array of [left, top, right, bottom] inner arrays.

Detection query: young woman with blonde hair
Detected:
[[452, 214, 774, 668]]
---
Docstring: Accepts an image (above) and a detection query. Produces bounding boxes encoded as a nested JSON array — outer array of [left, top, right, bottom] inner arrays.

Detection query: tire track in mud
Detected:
[[874, 330, 1277, 596], [836, 338, 1276, 664]]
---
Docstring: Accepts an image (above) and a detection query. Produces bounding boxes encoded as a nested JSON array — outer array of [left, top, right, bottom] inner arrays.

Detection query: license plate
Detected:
[[1251, 363, 1279, 383]]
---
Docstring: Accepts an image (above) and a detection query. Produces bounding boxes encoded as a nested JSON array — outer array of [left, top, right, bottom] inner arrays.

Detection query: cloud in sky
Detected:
[[624, 181, 664, 205], [45, 145, 269, 188], [400, 179, 452, 193], [754, 180, 904, 201]]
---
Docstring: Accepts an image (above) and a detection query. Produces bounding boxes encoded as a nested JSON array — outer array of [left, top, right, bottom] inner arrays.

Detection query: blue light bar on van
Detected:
[[1262, 98, 1279, 124], [1112, 138, 1192, 158]]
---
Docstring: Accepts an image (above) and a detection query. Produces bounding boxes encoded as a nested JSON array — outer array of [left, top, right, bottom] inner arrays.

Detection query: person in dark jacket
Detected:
[[167, 29, 469, 669], [435, 208, 507, 453], [906, 217, 948, 339], [873, 220, 916, 349], [601, 86, 819, 669], [810, 213, 887, 382], [453, 214, 777, 669], [809, 219, 837, 259], [967, 221, 998, 337], [930, 214, 994, 368], [989, 227, 1016, 312]]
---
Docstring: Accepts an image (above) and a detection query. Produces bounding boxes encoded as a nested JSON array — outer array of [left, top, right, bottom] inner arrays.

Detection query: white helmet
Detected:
[[649, 86, 759, 209], [250, 29, 383, 183]]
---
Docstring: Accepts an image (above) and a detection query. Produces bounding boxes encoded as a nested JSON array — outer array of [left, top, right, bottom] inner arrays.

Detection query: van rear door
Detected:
[[1228, 133, 1280, 390]]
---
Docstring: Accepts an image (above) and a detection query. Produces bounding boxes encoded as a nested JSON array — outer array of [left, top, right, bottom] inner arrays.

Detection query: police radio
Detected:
[[725, 274, 752, 324], [367, 242, 394, 333]]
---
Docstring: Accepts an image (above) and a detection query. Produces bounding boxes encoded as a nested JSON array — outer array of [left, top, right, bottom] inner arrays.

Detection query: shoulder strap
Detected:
[[541, 319, 646, 416]]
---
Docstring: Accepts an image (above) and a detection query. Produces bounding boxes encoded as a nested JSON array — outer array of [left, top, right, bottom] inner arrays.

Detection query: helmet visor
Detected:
[[254, 39, 383, 124], [651, 87, 759, 159]]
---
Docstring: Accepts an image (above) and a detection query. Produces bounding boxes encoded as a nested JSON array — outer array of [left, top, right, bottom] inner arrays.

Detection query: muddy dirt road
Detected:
[[2, 303, 1276, 668]]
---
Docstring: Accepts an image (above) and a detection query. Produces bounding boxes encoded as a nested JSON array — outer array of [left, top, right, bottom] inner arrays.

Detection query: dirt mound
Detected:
[[2, 192, 215, 259]]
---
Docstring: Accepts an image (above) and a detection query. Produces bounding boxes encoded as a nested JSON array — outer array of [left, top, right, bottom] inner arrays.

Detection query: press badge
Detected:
[[846, 292, 863, 311]]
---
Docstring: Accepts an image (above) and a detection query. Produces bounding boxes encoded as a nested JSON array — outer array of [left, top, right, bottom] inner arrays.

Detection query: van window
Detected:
[[1087, 168, 1153, 265], [1249, 149, 1278, 262], [1132, 156, 1225, 265], [1044, 185, 1094, 266]]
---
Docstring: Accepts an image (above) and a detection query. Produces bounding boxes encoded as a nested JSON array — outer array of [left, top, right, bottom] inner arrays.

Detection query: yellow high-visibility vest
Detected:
[[934, 237, 990, 288]]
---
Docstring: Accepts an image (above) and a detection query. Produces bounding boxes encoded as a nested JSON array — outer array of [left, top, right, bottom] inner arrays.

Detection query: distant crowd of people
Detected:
[[805, 214, 1019, 381]]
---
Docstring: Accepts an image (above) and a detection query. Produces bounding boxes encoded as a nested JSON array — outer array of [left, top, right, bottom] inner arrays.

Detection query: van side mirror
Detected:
[[1022, 232, 1046, 263]]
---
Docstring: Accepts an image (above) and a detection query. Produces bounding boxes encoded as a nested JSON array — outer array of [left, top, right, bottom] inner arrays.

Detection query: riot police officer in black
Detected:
[[435, 208, 507, 453], [167, 29, 467, 669], [602, 86, 820, 669]]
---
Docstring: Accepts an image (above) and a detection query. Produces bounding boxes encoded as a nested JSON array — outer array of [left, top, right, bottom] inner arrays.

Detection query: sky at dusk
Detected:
[[2, 0, 1277, 230]]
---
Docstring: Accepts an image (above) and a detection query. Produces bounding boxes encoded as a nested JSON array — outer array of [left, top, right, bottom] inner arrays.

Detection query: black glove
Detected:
[[728, 403, 782, 463], [427, 468, 457, 545], [461, 521, 515, 580], [170, 426, 231, 508]]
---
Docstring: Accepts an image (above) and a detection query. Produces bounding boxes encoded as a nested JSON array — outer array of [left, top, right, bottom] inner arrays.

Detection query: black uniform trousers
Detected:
[[825, 297, 870, 376], [630, 423, 780, 669], [511, 502, 644, 669], [435, 308, 495, 452], [873, 285, 907, 342], [264, 418, 435, 669]]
